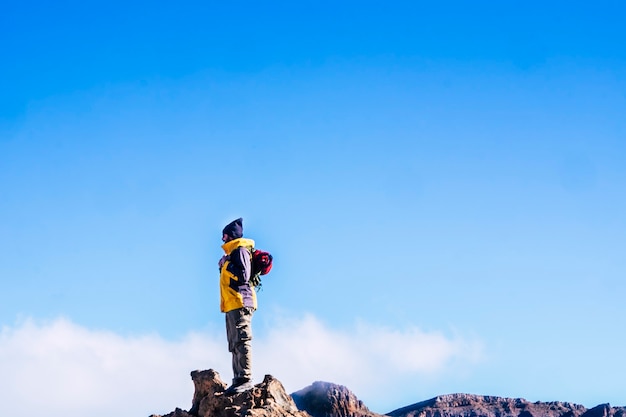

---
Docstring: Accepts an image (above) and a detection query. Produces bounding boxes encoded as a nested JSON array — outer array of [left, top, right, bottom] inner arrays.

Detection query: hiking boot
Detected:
[[223, 378, 253, 396]]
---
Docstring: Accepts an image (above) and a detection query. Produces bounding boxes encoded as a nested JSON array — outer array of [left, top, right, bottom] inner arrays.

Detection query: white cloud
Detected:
[[255, 314, 484, 402], [0, 317, 226, 417], [0, 315, 482, 417]]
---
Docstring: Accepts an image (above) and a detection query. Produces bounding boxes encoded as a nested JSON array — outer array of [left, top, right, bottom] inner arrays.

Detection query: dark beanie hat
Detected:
[[222, 218, 243, 239]]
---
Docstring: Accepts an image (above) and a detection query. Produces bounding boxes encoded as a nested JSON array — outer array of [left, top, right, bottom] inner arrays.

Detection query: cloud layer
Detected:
[[0, 315, 482, 417]]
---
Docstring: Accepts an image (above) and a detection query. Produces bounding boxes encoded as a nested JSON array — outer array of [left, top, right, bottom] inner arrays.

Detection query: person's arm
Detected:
[[229, 247, 252, 284]]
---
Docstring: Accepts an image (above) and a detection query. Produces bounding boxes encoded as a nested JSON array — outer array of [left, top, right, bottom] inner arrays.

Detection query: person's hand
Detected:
[[218, 255, 228, 268]]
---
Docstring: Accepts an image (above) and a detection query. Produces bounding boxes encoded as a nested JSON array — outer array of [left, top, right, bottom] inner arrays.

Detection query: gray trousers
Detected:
[[225, 307, 254, 381]]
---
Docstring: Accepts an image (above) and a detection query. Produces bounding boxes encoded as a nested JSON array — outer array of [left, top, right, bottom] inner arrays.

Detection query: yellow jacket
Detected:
[[220, 238, 257, 312]]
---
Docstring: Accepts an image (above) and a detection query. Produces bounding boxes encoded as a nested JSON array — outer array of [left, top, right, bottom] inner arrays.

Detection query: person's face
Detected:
[[222, 233, 232, 243]]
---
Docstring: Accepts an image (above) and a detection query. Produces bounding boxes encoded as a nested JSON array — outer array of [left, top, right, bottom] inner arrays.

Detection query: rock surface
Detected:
[[387, 394, 626, 417], [291, 381, 383, 417], [150, 369, 309, 417]]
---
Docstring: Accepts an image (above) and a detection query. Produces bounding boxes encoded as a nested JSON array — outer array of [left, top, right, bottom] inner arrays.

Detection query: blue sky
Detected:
[[1, 1, 625, 416]]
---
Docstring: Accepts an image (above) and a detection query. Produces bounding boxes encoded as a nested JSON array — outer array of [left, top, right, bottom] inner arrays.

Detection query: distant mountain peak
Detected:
[[387, 393, 625, 417], [291, 381, 382, 417], [150, 370, 625, 417]]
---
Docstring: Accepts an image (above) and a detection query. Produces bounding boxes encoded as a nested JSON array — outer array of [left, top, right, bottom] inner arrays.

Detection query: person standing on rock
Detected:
[[218, 217, 257, 395]]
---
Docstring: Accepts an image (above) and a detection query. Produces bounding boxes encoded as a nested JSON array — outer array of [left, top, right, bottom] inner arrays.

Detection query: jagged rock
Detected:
[[151, 408, 194, 417], [291, 381, 383, 417], [581, 404, 626, 417], [151, 369, 310, 417], [582, 404, 612, 417], [386, 394, 626, 417], [189, 370, 228, 416]]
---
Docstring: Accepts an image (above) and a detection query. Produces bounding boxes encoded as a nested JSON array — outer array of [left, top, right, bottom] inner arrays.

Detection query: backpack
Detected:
[[249, 248, 273, 290]]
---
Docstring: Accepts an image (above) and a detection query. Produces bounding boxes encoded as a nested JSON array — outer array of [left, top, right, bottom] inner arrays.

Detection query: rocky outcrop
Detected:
[[581, 404, 626, 417], [150, 369, 309, 417], [291, 381, 383, 417], [387, 394, 626, 417]]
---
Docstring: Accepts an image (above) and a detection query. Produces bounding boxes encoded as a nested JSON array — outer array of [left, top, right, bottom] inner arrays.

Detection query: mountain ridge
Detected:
[[150, 369, 625, 417]]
